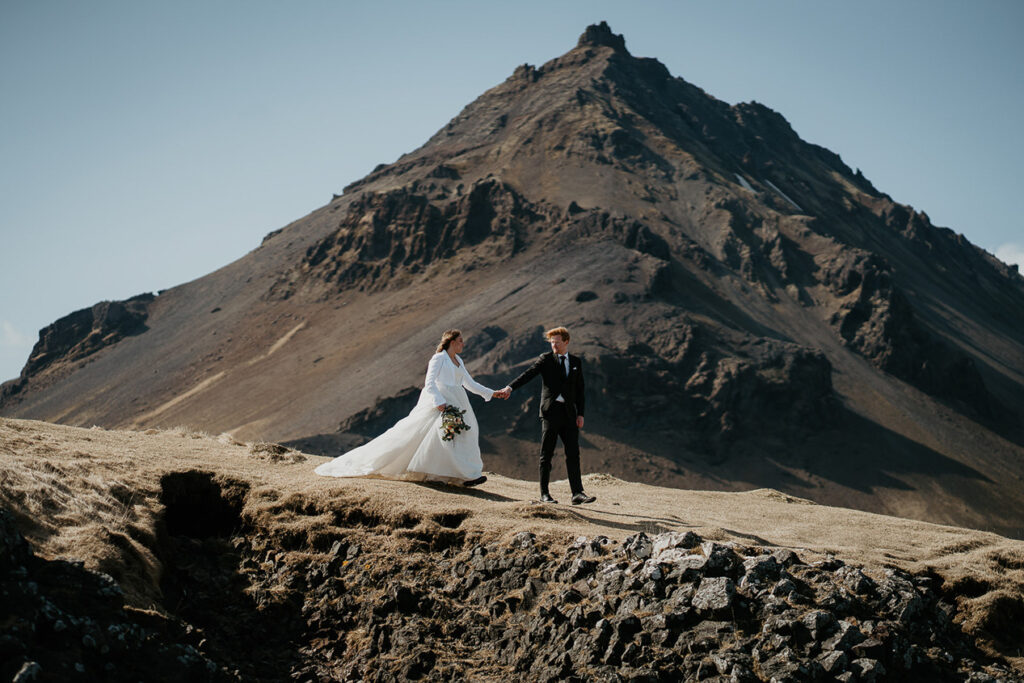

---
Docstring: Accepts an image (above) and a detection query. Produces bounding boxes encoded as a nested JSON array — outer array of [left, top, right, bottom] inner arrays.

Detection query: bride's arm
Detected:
[[424, 354, 447, 408], [461, 363, 495, 401]]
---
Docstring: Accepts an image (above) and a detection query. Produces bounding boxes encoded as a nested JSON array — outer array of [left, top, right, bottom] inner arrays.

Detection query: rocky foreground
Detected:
[[3, 504, 1021, 682], [2, 418, 1023, 681]]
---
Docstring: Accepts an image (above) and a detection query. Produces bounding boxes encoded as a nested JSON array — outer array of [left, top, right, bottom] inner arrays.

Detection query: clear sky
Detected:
[[2, 1, 1022, 383]]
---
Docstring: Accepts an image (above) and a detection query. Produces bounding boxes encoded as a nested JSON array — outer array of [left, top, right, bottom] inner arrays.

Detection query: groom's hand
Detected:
[[576, 416, 584, 429]]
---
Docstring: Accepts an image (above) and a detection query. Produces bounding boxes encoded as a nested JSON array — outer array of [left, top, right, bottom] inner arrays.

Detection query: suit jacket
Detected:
[[509, 352, 585, 420]]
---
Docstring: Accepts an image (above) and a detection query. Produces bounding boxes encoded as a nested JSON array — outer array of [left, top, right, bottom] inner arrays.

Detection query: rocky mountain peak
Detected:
[[3, 23, 1024, 540], [576, 20, 629, 53]]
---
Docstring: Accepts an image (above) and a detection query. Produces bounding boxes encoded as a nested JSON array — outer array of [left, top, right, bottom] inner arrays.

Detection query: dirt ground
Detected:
[[2, 416, 1023, 670]]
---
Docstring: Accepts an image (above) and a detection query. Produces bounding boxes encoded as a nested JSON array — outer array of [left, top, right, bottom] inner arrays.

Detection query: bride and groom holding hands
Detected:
[[315, 326, 597, 505]]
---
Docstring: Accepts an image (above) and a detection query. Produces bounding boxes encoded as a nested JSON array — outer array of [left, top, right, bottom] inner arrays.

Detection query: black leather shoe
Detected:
[[463, 476, 487, 487], [540, 493, 558, 504], [571, 493, 596, 505]]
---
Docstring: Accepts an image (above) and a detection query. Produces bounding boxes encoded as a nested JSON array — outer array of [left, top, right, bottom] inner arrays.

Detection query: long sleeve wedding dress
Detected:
[[314, 352, 496, 483]]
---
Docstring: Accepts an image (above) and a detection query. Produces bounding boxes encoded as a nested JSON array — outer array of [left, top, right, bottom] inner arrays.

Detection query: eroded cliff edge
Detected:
[[2, 418, 1022, 681]]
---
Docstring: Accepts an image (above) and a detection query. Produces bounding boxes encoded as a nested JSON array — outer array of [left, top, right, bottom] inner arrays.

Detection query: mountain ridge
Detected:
[[3, 22, 1023, 537]]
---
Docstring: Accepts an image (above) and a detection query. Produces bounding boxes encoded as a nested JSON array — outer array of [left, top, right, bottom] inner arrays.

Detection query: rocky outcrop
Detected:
[[270, 182, 680, 303], [466, 531, 1017, 682], [0, 294, 153, 405], [16, 487, 1009, 683], [0, 508, 229, 682], [27, 295, 154, 377], [568, 209, 672, 261], [577, 20, 629, 53], [823, 250, 992, 414], [583, 334, 837, 457], [268, 180, 551, 300], [5, 420, 1023, 683]]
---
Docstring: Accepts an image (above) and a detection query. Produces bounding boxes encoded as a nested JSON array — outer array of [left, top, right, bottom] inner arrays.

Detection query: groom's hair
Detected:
[[545, 326, 570, 342]]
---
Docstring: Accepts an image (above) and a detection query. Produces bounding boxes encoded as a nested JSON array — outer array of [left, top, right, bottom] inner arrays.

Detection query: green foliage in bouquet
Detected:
[[440, 405, 471, 442]]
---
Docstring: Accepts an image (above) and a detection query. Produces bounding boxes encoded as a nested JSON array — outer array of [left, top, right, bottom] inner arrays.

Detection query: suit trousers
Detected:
[[539, 403, 583, 495]]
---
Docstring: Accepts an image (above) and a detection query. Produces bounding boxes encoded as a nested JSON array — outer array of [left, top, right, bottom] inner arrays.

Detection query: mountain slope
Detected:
[[3, 23, 1024, 536]]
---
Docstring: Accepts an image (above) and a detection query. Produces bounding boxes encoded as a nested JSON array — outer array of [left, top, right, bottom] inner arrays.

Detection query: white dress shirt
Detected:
[[555, 354, 568, 402]]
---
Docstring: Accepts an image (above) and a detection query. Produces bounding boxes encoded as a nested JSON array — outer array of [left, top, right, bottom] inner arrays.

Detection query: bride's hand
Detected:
[[437, 404, 447, 412]]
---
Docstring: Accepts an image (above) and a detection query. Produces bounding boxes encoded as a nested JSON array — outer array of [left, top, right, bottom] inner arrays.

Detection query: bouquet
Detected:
[[440, 405, 471, 442]]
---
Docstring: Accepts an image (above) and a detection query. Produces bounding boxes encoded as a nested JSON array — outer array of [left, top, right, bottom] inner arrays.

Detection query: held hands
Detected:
[[493, 387, 512, 400]]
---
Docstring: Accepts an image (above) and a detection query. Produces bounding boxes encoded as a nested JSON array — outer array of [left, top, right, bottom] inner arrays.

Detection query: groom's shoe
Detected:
[[540, 493, 558, 504], [463, 476, 487, 488], [571, 492, 597, 505]]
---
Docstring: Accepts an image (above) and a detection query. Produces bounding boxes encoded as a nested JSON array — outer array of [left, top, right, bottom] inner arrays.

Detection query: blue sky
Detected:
[[2, 1, 1022, 383]]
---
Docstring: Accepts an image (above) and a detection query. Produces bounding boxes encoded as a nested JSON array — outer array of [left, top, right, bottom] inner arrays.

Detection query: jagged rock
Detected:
[[512, 531, 537, 549], [740, 554, 783, 589], [823, 248, 993, 413], [652, 530, 702, 554], [851, 657, 886, 682], [623, 533, 653, 560], [823, 620, 866, 652], [2, 518, 995, 681], [700, 541, 741, 576], [0, 508, 229, 682], [692, 576, 736, 613], [269, 179, 546, 299], [760, 648, 817, 681], [1, 293, 154, 403], [577, 21, 629, 53], [836, 565, 877, 595], [818, 649, 849, 675], [772, 548, 802, 567], [563, 558, 597, 582], [801, 609, 838, 640], [26, 294, 154, 376]]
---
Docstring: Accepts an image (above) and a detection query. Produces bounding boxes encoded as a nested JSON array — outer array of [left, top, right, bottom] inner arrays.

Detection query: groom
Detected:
[[497, 327, 596, 505]]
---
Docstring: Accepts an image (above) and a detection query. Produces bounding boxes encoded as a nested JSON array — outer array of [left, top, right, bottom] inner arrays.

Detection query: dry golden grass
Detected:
[[2, 416, 1023, 668]]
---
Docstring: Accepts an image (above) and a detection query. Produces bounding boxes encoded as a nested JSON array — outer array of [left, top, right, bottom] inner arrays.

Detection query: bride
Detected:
[[314, 329, 506, 486]]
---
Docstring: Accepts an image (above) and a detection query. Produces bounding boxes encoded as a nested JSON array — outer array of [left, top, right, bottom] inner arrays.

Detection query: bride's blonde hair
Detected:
[[436, 329, 462, 353]]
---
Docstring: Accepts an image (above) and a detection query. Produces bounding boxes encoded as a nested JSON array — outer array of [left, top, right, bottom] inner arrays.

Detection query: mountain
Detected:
[[3, 22, 1024, 537]]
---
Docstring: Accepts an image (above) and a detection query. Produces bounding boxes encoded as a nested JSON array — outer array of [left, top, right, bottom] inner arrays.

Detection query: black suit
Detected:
[[509, 352, 586, 496]]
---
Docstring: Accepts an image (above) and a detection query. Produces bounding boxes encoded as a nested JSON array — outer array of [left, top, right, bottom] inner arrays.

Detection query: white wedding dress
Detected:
[[314, 352, 496, 483]]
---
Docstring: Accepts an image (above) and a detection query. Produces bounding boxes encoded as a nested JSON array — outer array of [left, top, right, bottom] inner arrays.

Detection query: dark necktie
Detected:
[[560, 355, 568, 377]]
